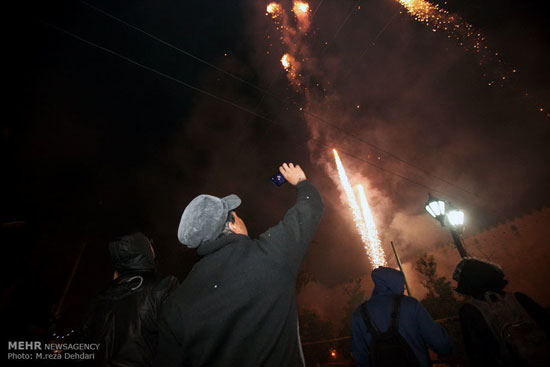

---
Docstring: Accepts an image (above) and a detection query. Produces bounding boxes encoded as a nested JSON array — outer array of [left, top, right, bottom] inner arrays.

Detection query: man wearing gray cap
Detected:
[[155, 163, 324, 367]]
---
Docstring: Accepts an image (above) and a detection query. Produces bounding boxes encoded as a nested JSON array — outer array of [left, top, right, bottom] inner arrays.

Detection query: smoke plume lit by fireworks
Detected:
[[257, 0, 548, 293], [265, 1, 312, 87]]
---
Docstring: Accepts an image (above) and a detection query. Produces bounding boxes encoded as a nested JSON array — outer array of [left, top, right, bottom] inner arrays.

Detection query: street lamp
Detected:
[[425, 193, 468, 258]]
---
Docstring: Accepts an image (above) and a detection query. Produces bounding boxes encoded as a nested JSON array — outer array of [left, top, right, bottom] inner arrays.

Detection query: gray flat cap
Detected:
[[177, 194, 241, 248]]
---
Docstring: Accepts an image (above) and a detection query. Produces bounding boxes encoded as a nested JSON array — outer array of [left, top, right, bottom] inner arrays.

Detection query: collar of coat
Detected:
[[197, 233, 250, 257]]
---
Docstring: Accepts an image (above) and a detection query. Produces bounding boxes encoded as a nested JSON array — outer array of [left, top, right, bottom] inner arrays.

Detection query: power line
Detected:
[[320, 0, 361, 55], [310, 138, 455, 198], [41, 22, 270, 123], [78, 0, 266, 95], [359, 10, 400, 59], [77, 0, 476, 198], [311, 0, 325, 20], [42, 21, 467, 202]]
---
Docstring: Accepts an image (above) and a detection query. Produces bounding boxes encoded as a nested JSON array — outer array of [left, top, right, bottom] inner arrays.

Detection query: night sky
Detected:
[[3, 0, 549, 333]]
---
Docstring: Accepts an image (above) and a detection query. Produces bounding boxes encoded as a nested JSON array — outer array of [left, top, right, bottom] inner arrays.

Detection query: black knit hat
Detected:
[[452, 257, 508, 297]]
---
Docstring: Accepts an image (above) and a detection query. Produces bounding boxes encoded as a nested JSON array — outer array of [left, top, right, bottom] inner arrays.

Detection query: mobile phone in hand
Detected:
[[270, 172, 287, 187]]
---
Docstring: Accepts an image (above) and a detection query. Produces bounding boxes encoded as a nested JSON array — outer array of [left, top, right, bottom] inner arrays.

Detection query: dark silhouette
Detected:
[[79, 232, 178, 366], [453, 257, 550, 367]]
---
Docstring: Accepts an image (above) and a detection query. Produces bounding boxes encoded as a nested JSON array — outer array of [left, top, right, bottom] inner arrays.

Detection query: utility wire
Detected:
[[320, 0, 361, 55], [359, 10, 400, 58], [311, 0, 325, 20], [77, 0, 476, 198], [42, 21, 465, 201], [41, 22, 270, 123], [78, 0, 266, 95], [310, 138, 452, 196]]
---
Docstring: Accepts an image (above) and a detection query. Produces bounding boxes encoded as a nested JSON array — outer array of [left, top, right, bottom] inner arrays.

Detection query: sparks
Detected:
[[333, 149, 386, 268], [281, 53, 291, 70], [396, 0, 515, 87], [292, 1, 310, 31], [280, 53, 300, 84], [357, 184, 387, 267], [266, 2, 282, 18], [293, 1, 309, 16]]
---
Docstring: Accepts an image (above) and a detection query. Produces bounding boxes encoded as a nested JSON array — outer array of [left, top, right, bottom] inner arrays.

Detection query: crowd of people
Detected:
[[76, 162, 549, 367]]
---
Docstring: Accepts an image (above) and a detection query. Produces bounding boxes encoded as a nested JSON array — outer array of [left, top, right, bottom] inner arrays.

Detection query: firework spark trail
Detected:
[[397, 0, 548, 117], [396, 0, 513, 87], [333, 149, 387, 268], [357, 184, 387, 267]]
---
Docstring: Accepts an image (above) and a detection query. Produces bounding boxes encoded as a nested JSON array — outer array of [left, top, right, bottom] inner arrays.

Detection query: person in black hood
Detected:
[[79, 232, 178, 367], [155, 162, 324, 367], [453, 257, 550, 367]]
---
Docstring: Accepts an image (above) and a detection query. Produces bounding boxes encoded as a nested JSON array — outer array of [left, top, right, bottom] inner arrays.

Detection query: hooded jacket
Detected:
[[80, 232, 178, 367], [155, 180, 324, 367], [352, 267, 454, 367]]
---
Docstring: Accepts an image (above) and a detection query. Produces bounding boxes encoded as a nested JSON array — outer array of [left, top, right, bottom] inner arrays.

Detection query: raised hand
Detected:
[[279, 162, 307, 186]]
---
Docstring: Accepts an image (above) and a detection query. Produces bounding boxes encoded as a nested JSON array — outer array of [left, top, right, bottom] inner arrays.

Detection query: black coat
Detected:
[[459, 291, 550, 367], [155, 180, 324, 367], [81, 233, 179, 367]]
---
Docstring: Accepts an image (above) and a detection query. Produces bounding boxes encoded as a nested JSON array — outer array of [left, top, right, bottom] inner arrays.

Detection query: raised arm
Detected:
[[257, 162, 324, 274]]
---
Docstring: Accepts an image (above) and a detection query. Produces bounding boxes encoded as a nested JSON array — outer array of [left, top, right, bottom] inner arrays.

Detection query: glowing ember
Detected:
[[293, 1, 309, 15], [333, 149, 386, 268], [266, 2, 282, 17], [292, 1, 310, 31], [281, 53, 291, 70]]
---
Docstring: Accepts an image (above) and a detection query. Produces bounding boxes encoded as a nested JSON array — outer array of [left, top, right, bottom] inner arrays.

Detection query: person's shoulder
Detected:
[[141, 271, 174, 284], [402, 294, 419, 303], [354, 301, 367, 313], [458, 301, 483, 322], [401, 294, 421, 308], [513, 291, 537, 304], [159, 285, 185, 312]]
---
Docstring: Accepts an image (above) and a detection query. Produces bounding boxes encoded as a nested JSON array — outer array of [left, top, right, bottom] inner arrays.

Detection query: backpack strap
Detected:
[[389, 295, 404, 332], [360, 295, 404, 336], [360, 301, 381, 336]]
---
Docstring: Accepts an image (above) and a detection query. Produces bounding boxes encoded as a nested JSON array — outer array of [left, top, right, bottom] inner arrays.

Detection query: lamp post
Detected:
[[424, 193, 468, 258]]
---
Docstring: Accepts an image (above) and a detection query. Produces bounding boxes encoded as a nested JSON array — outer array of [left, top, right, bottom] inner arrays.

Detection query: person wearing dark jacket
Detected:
[[80, 232, 179, 367], [352, 267, 454, 367], [453, 257, 550, 367], [155, 162, 324, 367]]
